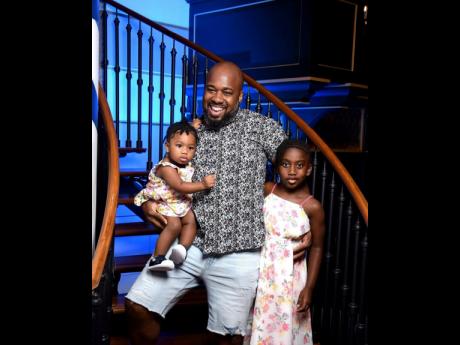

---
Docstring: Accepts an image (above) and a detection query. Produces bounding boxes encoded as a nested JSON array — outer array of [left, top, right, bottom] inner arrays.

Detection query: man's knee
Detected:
[[126, 299, 150, 319], [125, 299, 161, 344]]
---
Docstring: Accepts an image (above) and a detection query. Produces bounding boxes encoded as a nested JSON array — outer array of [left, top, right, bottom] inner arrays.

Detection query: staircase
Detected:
[[92, 1, 368, 345]]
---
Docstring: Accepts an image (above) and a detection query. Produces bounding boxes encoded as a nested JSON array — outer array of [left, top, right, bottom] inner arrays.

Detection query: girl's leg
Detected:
[[154, 216, 182, 256], [178, 210, 197, 249]]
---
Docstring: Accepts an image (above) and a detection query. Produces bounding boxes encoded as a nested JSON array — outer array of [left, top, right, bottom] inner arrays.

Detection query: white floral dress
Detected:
[[134, 160, 194, 217], [245, 186, 313, 345]]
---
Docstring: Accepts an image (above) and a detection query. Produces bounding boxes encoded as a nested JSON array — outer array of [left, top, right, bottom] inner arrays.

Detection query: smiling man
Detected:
[[125, 61, 311, 345], [202, 61, 243, 128]]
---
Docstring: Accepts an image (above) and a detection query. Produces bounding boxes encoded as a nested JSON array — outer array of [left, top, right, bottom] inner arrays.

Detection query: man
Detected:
[[125, 61, 311, 345]]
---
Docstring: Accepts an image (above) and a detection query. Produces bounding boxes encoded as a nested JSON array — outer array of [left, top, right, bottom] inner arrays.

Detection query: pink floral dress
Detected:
[[134, 160, 194, 217], [245, 187, 313, 345]]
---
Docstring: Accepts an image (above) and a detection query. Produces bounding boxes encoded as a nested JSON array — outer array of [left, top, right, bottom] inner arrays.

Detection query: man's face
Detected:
[[203, 66, 243, 124]]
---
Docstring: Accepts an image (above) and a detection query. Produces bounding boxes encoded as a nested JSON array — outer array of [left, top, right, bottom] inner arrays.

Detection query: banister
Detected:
[[92, 84, 120, 290], [103, 0, 367, 226]]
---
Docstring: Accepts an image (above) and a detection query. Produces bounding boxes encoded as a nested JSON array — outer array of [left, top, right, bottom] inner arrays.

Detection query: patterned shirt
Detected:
[[192, 109, 286, 255]]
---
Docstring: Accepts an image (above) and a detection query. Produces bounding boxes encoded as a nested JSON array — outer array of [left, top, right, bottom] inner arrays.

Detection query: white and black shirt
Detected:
[[192, 109, 286, 255]]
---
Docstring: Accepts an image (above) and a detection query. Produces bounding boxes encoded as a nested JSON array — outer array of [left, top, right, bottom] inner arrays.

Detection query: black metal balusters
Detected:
[[158, 34, 166, 159], [255, 92, 262, 114], [267, 101, 272, 119], [311, 150, 318, 196], [321, 172, 336, 335], [356, 230, 368, 345], [147, 27, 154, 171], [101, 3, 108, 93], [192, 54, 198, 120], [170, 40, 177, 125], [125, 16, 132, 148], [245, 84, 251, 110], [319, 160, 327, 204], [114, 10, 120, 146], [346, 218, 361, 344], [136, 20, 143, 149], [180, 45, 188, 121], [338, 201, 354, 341], [286, 119, 291, 139], [330, 186, 346, 338]]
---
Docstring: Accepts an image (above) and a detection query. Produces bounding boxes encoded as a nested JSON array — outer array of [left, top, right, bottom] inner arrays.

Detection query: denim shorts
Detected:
[[126, 244, 261, 336]]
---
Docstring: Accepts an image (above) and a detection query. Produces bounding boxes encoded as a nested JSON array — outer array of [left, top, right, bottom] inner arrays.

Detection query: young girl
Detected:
[[134, 121, 216, 271], [245, 139, 325, 345]]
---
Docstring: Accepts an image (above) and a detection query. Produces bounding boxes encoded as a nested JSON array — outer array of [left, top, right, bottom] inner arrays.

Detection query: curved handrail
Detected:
[[104, 0, 367, 225], [92, 84, 120, 290]]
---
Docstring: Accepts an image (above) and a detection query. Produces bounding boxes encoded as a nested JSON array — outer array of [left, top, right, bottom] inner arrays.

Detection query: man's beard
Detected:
[[202, 103, 240, 130]]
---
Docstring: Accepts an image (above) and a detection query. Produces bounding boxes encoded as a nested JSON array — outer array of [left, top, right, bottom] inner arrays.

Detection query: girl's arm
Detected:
[[296, 198, 325, 312], [157, 166, 216, 194]]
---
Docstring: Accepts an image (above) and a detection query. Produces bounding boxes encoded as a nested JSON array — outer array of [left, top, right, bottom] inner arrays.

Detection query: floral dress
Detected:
[[245, 187, 313, 345], [134, 160, 194, 217]]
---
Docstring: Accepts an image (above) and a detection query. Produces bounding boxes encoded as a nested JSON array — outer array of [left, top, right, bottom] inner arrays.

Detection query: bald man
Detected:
[[125, 61, 310, 345]]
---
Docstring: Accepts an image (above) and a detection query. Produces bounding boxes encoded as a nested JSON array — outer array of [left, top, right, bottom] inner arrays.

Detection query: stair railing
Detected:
[[92, 84, 120, 345]]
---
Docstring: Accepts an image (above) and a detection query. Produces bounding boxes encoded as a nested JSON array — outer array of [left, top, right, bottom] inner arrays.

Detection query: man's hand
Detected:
[[293, 231, 312, 262], [141, 200, 167, 228]]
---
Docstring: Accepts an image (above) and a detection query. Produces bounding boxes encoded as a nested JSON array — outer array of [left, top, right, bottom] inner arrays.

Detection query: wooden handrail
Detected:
[[103, 0, 368, 226], [92, 84, 120, 290]]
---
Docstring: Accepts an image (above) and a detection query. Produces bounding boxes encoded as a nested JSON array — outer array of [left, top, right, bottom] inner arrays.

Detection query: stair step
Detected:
[[115, 222, 161, 237], [120, 169, 149, 177], [115, 254, 151, 273], [119, 147, 147, 155], [112, 293, 127, 315], [113, 288, 208, 315], [118, 193, 134, 205]]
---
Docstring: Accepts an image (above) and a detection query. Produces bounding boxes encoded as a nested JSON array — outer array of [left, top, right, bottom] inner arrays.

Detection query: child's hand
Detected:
[[202, 174, 216, 188], [192, 118, 202, 129], [296, 287, 312, 312]]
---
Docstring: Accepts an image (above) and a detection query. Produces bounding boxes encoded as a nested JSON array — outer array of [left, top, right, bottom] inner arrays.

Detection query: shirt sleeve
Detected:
[[259, 115, 287, 162]]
